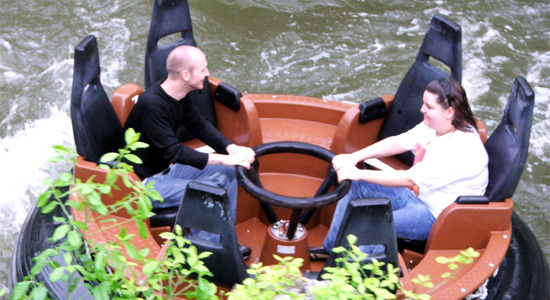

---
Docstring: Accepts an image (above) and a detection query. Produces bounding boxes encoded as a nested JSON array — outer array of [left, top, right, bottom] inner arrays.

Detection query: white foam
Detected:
[[0, 108, 73, 226], [526, 50, 550, 160], [396, 25, 421, 35], [309, 51, 330, 63]]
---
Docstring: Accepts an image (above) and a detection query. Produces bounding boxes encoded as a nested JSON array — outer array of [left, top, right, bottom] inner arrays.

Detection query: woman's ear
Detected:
[[446, 106, 456, 119]]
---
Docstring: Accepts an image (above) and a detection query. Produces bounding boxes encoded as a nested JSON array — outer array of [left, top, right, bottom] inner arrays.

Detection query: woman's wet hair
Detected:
[[426, 78, 478, 132]]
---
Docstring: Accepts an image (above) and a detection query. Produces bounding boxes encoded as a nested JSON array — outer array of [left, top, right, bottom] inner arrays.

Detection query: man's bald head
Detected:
[[166, 46, 206, 79]]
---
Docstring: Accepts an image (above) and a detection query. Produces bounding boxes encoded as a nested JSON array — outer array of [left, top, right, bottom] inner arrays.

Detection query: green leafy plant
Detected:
[[310, 235, 403, 300], [228, 234, 479, 300], [401, 247, 481, 300], [9, 129, 219, 300], [227, 235, 410, 300], [227, 255, 308, 300]]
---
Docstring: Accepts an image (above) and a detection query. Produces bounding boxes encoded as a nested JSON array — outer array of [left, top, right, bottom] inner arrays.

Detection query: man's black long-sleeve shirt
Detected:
[[124, 82, 232, 179]]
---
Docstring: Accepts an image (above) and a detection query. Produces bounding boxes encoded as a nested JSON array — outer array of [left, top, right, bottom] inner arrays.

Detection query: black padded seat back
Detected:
[[484, 76, 534, 202], [145, 0, 196, 88], [319, 198, 398, 279], [174, 182, 248, 287], [145, 0, 216, 142], [71, 35, 124, 163], [378, 14, 462, 166]]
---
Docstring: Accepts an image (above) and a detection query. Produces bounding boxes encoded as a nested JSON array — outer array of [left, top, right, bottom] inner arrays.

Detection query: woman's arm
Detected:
[[336, 166, 415, 187], [332, 136, 408, 170]]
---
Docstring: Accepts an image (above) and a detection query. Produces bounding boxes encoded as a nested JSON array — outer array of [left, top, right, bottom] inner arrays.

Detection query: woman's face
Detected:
[[420, 90, 454, 135]]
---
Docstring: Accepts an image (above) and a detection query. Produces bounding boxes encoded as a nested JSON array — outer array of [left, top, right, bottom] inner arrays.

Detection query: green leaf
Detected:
[[198, 251, 213, 260], [160, 232, 176, 240], [52, 224, 71, 242], [346, 234, 358, 246], [32, 285, 48, 300], [98, 184, 111, 195], [99, 152, 119, 163], [64, 251, 74, 266], [105, 170, 117, 185], [137, 196, 152, 219], [121, 174, 132, 188], [91, 285, 110, 300], [49, 267, 66, 282], [435, 256, 449, 264], [424, 282, 434, 288], [143, 261, 160, 277], [10, 281, 32, 300], [67, 230, 83, 248], [94, 252, 107, 273], [136, 219, 148, 239], [48, 155, 65, 163], [37, 248, 59, 259], [41, 201, 58, 213], [125, 154, 143, 164], [37, 191, 51, 208], [124, 127, 138, 145], [53, 145, 72, 154], [138, 248, 151, 258], [58, 172, 73, 183], [172, 248, 185, 263], [125, 242, 139, 260], [72, 220, 89, 230], [448, 263, 459, 270], [134, 141, 149, 149], [30, 259, 48, 276]]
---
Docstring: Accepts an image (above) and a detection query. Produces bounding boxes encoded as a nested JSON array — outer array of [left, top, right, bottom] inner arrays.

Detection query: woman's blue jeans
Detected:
[[323, 180, 435, 251], [147, 164, 238, 242]]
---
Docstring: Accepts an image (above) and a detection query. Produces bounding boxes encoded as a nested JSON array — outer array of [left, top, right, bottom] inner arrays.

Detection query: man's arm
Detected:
[[204, 144, 255, 168]]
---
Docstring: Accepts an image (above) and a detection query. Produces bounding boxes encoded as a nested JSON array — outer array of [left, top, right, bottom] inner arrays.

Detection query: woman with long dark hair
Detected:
[[311, 78, 488, 259]]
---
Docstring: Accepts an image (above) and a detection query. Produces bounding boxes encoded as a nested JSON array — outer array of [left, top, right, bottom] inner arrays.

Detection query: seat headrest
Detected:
[[144, 0, 196, 88], [484, 76, 534, 202], [71, 35, 124, 163]]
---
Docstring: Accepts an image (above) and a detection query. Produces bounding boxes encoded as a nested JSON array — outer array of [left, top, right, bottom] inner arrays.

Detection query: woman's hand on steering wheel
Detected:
[[336, 165, 360, 182], [332, 153, 358, 172]]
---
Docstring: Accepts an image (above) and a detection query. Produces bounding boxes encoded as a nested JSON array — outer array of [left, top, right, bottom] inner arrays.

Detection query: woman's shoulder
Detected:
[[403, 122, 435, 136], [452, 129, 488, 158], [454, 127, 482, 142]]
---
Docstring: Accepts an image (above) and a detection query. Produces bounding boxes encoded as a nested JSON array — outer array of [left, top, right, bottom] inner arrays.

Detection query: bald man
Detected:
[[124, 46, 255, 247]]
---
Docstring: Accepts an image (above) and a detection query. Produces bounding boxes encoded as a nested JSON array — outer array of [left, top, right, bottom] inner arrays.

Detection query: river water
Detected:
[[1, 0, 548, 296]]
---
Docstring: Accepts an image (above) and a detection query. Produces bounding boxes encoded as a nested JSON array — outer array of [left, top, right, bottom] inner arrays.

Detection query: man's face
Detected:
[[186, 54, 210, 90]]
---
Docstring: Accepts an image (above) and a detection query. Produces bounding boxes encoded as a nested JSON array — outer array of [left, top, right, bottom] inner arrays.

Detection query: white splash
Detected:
[[0, 108, 73, 226]]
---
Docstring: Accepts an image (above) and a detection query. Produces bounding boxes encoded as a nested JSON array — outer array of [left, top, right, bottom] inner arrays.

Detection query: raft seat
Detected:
[[407, 77, 534, 298], [111, 77, 262, 150], [70, 35, 170, 278], [328, 95, 513, 298], [247, 93, 353, 149]]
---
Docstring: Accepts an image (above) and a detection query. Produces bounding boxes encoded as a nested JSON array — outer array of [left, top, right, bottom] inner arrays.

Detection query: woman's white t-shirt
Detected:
[[396, 122, 489, 217]]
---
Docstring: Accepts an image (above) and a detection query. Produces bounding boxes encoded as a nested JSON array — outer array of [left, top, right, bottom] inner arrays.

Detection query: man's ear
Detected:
[[180, 70, 190, 81]]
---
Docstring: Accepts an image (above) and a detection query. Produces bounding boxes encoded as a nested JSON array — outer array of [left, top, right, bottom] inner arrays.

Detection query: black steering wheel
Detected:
[[236, 141, 351, 239]]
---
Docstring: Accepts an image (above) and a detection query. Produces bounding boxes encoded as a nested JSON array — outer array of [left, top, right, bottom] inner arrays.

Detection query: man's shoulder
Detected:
[[137, 84, 169, 109], [139, 83, 162, 100]]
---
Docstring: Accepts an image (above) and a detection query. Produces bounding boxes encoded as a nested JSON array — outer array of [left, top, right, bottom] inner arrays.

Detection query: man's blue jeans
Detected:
[[323, 180, 435, 252], [147, 164, 238, 242]]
